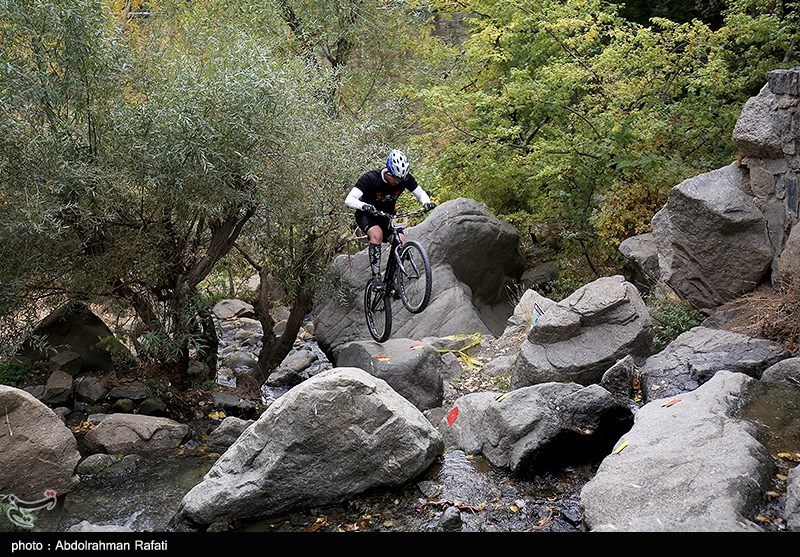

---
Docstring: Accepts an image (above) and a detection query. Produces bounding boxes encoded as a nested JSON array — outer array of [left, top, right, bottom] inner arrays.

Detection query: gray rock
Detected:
[[439, 382, 633, 473], [521, 262, 559, 290], [67, 520, 135, 533], [417, 449, 501, 508], [212, 299, 256, 320], [15, 302, 130, 372], [640, 326, 789, 402], [512, 275, 652, 388], [206, 417, 254, 453], [175, 367, 443, 526], [83, 414, 190, 454], [49, 350, 82, 376], [87, 413, 109, 425], [786, 465, 800, 532], [733, 84, 784, 159], [41, 370, 73, 405], [53, 407, 71, 423], [761, 357, 800, 387], [23, 385, 44, 399], [187, 361, 210, 378], [502, 289, 557, 338], [314, 198, 525, 354], [112, 398, 135, 413], [580, 371, 774, 531], [619, 233, 660, 287], [779, 224, 800, 290], [107, 382, 149, 401], [481, 355, 515, 378], [222, 351, 257, 370], [600, 355, 639, 400], [439, 506, 462, 531], [0, 386, 81, 499], [74, 375, 109, 403], [651, 163, 772, 309], [138, 397, 167, 417], [76, 453, 118, 477], [210, 392, 256, 417], [266, 350, 318, 387], [333, 339, 445, 411]]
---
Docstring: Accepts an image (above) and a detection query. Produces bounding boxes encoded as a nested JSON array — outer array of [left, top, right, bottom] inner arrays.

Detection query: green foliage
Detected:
[[0, 362, 32, 386], [416, 0, 800, 288], [647, 295, 704, 352]]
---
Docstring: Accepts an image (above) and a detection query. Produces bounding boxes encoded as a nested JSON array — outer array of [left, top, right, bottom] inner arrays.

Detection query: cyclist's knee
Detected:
[[367, 227, 383, 244]]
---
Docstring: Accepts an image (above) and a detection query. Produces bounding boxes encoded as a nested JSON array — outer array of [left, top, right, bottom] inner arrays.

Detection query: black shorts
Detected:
[[355, 212, 390, 240]]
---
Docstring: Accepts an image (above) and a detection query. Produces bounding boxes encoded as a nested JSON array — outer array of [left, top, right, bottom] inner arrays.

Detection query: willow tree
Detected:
[[0, 0, 365, 382]]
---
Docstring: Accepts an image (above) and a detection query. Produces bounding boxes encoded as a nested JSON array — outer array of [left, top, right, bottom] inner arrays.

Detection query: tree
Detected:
[[416, 0, 800, 293]]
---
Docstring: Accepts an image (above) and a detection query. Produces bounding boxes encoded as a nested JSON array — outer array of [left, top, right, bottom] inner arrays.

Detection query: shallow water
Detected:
[[34, 452, 215, 532]]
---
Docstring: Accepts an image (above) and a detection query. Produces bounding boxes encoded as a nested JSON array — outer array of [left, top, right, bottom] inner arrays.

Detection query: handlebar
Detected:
[[373, 207, 431, 219]]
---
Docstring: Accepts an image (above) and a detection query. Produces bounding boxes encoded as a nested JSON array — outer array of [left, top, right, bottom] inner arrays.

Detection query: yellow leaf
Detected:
[[777, 474, 789, 481], [755, 514, 772, 524], [383, 521, 394, 528], [496, 392, 512, 402], [612, 440, 629, 455], [394, 499, 400, 505], [510, 504, 519, 513]]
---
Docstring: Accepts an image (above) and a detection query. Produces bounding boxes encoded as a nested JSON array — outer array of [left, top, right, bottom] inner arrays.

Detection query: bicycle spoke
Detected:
[[397, 241, 431, 314]]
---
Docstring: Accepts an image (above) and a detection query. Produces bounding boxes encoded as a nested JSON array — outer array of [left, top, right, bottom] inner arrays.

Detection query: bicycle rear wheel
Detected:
[[364, 280, 392, 342], [397, 240, 432, 314]]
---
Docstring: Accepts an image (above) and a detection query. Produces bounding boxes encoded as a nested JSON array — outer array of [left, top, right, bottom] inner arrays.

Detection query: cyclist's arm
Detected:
[[410, 185, 432, 206], [345, 187, 370, 211]]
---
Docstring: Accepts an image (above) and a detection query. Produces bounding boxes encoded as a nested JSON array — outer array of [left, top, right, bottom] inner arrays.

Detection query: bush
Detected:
[[0, 362, 32, 387], [647, 295, 704, 352]]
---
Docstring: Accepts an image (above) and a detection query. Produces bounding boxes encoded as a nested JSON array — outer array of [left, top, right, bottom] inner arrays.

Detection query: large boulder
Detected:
[[651, 163, 772, 309], [174, 367, 444, 527], [438, 382, 632, 473], [333, 339, 444, 411], [0, 386, 81, 499], [83, 414, 190, 454], [15, 302, 130, 372], [314, 198, 525, 355], [639, 326, 789, 403], [618, 232, 660, 288], [580, 371, 774, 531], [511, 275, 652, 388]]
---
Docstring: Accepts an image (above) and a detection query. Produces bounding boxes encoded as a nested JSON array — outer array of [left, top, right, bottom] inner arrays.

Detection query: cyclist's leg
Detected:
[[357, 213, 387, 288]]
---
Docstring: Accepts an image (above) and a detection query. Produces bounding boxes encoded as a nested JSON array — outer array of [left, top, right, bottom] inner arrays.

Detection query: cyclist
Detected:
[[345, 149, 435, 290]]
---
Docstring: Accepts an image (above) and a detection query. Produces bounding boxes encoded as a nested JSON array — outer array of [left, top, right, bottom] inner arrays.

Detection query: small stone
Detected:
[[439, 506, 462, 531]]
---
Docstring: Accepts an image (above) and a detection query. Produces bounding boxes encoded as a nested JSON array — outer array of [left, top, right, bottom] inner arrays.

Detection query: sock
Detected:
[[369, 243, 382, 279]]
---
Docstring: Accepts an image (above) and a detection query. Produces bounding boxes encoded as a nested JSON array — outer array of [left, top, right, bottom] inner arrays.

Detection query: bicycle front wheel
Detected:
[[364, 280, 392, 342], [397, 240, 432, 314]]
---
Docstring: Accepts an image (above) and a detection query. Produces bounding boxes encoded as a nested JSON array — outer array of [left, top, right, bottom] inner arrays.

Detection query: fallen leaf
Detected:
[[612, 440, 629, 455], [376, 355, 390, 362], [510, 504, 519, 513], [777, 474, 789, 481], [410, 344, 424, 350], [495, 392, 512, 402], [755, 514, 772, 524], [777, 452, 800, 462], [650, 385, 661, 391], [383, 521, 394, 528], [661, 398, 681, 407]]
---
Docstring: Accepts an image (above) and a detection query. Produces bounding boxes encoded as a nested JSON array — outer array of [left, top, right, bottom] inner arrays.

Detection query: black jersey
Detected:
[[354, 170, 418, 214]]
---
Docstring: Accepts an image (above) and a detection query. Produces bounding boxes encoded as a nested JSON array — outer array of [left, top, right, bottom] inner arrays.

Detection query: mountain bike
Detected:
[[364, 207, 433, 343]]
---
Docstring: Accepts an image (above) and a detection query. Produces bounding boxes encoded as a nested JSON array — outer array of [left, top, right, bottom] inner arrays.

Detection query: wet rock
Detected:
[[211, 392, 256, 418], [417, 450, 501, 507], [761, 357, 800, 387], [138, 397, 167, 417], [77, 454, 119, 477], [83, 414, 190, 454], [67, 520, 135, 533], [439, 506, 462, 531]]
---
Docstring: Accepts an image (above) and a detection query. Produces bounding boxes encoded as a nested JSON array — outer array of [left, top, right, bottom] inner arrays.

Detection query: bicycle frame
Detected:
[[373, 208, 426, 290]]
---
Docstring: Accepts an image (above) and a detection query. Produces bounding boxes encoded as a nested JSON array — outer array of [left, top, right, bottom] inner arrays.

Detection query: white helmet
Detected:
[[386, 149, 410, 180]]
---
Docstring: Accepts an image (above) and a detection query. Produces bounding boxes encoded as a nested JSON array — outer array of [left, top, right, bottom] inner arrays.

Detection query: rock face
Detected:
[[15, 302, 129, 372], [0, 386, 81, 499], [580, 372, 774, 532], [618, 233, 660, 288], [639, 326, 789, 402], [83, 414, 190, 454], [175, 367, 444, 526], [439, 382, 633, 473], [761, 356, 800, 386], [206, 417, 254, 453], [314, 198, 525, 355], [787, 465, 800, 532], [619, 68, 800, 307], [333, 339, 445, 411], [511, 275, 652, 388], [651, 163, 772, 309]]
